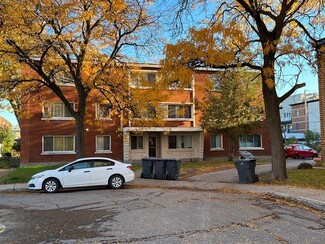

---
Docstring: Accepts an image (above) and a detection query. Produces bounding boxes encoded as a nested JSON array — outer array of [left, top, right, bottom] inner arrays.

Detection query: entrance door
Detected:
[[148, 136, 156, 157]]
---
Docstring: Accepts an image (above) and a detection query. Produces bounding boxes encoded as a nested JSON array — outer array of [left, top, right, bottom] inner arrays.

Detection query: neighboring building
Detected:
[[280, 93, 319, 141], [20, 64, 272, 164], [0, 116, 12, 157]]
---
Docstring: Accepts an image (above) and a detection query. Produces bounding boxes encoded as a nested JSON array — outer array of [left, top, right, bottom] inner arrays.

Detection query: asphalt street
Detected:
[[0, 186, 324, 243]]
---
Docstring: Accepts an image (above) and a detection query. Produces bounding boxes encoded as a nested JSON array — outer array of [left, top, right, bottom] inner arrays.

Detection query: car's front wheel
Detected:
[[43, 178, 60, 193], [108, 175, 124, 189], [293, 154, 300, 159]]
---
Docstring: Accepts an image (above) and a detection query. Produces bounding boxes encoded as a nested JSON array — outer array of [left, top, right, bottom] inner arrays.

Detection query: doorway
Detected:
[[148, 136, 156, 157]]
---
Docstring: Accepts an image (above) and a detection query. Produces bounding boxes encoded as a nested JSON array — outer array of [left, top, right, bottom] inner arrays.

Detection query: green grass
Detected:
[[0, 165, 59, 184], [272, 169, 325, 189], [1, 161, 324, 190]]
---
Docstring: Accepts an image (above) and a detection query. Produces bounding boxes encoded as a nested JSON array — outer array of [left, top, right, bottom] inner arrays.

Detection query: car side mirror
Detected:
[[68, 166, 74, 172]]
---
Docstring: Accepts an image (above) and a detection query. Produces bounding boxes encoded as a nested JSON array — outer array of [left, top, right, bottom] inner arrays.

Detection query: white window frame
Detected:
[[239, 134, 263, 150], [167, 104, 193, 120], [130, 135, 144, 150], [129, 71, 158, 88], [42, 102, 74, 120], [210, 134, 224, 150], [95, 135, 112, 153], [42, 135, 75, 155], [95, 103, 112, 120], [168, 135, 192, 149]]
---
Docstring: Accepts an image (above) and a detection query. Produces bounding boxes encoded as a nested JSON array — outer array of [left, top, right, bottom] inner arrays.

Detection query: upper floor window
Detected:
[[296, 109, 300, 117], [96, 135, 111, 153], [210, 134, 223, 150], [43, 135, 75, 154], [209, 74, 222, 90], [296, 123, 300, 130], [130, 72, 157, 88], [133, 104, 157, 119], [239, 134, 262, 149], [168, 80, 192, 90], [167, 104, 192, 119], [43, 102, 74, 119], [96, 104, 111, 120]]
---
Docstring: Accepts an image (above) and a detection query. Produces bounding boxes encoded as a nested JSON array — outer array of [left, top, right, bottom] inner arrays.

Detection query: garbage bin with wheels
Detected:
[[141, 157, 154, 179], [235, 159, 258, 183], [235, 151, 259, 183], [166, 159, 181, 180], [154, 159, 166, 179]]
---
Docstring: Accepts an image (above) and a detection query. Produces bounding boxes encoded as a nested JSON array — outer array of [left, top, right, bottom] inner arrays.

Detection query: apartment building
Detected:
[[20, 64, 271, 164]]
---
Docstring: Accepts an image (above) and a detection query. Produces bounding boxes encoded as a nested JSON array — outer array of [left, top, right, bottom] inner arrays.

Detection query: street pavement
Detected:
[[0, 159, 324, 212]]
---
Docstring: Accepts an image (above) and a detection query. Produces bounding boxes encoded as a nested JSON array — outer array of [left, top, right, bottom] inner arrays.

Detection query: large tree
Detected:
[[200, 70, 264, 161], [0, 0, 160, 158], [162, 0, 324, 180]]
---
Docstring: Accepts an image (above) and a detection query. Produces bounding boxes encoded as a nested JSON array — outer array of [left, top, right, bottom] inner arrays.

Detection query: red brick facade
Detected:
[[20, 65, 272, 164]]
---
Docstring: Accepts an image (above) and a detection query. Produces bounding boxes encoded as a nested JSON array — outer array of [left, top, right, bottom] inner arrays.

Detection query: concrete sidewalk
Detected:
[[1, 159, 324, 212]]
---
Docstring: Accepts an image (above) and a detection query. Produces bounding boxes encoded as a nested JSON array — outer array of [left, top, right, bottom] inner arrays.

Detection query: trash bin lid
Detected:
[[239, 151, 255, 159]]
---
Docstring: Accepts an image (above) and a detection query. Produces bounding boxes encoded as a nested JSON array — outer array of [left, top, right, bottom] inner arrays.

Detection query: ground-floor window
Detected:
[[131, 135, 144, 149], [210, 134, 223, 149], [43, 135, 75, 153], [239, 134, 262, 148], [168, 135, 192, 149], [96, 135, 111, 153]]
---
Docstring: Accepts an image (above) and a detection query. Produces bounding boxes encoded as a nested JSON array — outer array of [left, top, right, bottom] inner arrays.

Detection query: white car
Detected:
[[28, 157, 135, 193]]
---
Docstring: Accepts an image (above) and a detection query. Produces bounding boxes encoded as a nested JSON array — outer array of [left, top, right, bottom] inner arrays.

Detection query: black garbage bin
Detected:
[[166, 159, 181, 180], [235, 158, 257, 183], [141, 157, 154, 179], [154, 159, 166, 179]]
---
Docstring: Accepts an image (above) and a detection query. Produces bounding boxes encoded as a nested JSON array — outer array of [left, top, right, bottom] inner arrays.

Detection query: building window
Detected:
[[296, 109, 300, 116], [146, 73, 157, 84], [43, 102, 73, 119], [168, 135, 192, 149], [96, 104, 111, 120], [131, 136, 143, 149], [167, 105, 192, 119], [210, 134, 223, 149], [239, 134, 262, 148], [209, 74, 221, 90], [133, 104, 156, 119], [43, 136, 74, 153], [96, 135, 111, 152], [130, 72, 157, 87], [296, 123, 300, 130], [168, 80, 192, 89]]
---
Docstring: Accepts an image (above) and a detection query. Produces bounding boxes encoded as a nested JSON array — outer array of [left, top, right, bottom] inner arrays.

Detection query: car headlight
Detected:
[[31, 174, 44, 180]]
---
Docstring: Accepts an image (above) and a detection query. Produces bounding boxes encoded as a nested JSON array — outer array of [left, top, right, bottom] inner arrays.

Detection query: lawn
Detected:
[[0, 160, 324, 190], [0, 165, 60, 184], [261, 169, 325, 190]]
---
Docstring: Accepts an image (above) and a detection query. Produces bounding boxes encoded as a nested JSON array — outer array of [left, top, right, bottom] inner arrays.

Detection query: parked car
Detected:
[[284, 144, 318, 159], [28, 157, 135, 193]]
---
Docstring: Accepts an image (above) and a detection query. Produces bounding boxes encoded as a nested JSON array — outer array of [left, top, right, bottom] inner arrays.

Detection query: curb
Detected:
[[1, 181, 324, 212], [268, 192, 325, 212]]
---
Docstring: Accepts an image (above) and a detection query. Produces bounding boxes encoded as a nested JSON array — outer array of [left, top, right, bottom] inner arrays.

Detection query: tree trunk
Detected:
[[262, 74, 287, 180], [75, 114, 85, 159]]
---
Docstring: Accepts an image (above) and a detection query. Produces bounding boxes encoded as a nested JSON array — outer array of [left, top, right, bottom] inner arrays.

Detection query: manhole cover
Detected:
[[0, 224, 5, 233]]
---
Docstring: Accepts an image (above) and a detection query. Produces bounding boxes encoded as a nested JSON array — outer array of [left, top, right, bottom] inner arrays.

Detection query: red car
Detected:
[[284, 144, 318, 159]]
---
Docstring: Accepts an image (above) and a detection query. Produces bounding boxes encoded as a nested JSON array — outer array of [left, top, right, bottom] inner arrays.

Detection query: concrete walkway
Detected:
[[1, 159, 324, 212]]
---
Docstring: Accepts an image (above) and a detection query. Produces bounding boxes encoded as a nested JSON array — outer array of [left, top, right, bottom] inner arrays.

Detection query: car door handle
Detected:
[[107, 168, 113, 170], [84, 171, 90, 173]]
